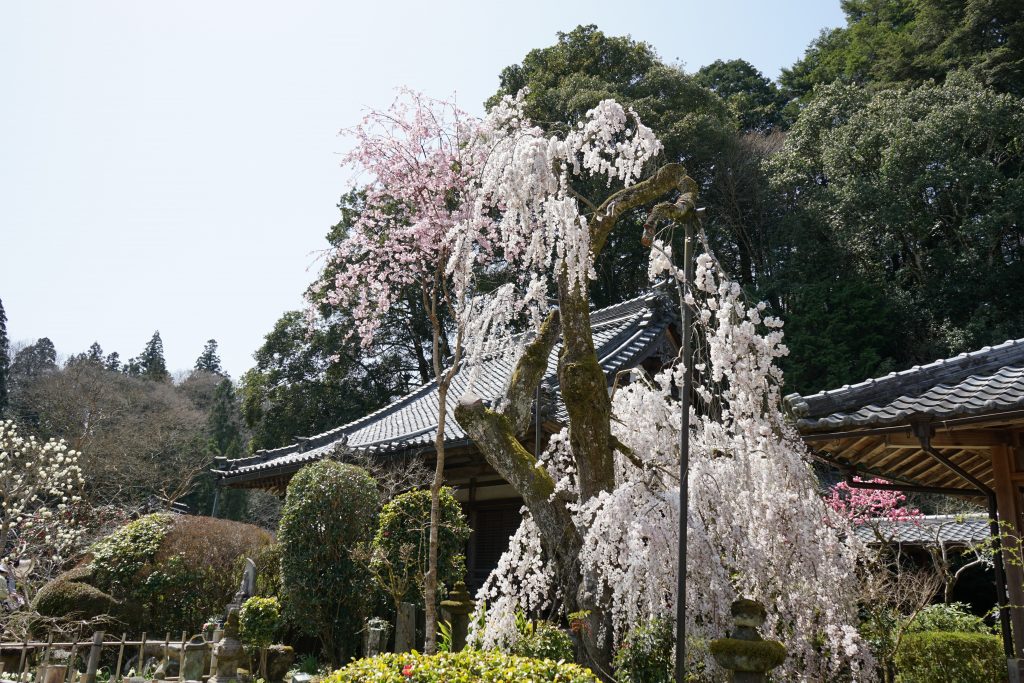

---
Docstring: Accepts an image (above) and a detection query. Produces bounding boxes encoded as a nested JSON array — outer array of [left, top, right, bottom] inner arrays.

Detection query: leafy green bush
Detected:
[[369, 487, 470, 607], [279, 460, 381, 664], [894, 631, 1005, 683], [36, 513, 272, 634], [90, 513, 173, 589], [613, 618, 674, 683], [511, 617, 574, 662], [240, 596, 281, 648], [327, 650, 598, 682], [904, 602, 991, 634]]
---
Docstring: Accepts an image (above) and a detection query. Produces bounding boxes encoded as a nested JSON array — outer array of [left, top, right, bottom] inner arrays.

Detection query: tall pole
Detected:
[[675, 220, 696, 682]]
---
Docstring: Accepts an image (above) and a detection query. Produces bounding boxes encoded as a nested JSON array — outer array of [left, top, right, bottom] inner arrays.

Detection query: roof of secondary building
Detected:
[[785, 338, 1024, 434], [852, 514, 990, 546], [215, 291, 677, 485]]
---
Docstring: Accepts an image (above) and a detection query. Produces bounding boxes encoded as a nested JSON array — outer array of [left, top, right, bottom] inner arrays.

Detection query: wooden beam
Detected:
[[883, 430, 1009, 449]]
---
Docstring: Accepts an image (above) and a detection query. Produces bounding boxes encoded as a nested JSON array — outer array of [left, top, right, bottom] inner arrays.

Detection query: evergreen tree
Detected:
[[188, 377, 247, 519], [208, 377, 242, 457], [194, 339, 224, 375], [694, 58, 787, 132], [10, 337, 57, 383], [0, 299, 8, 416], [128, 331, 170, 382]]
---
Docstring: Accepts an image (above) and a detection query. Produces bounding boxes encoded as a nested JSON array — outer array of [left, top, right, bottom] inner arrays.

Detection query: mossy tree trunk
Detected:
[[455, 163, 698, 680]]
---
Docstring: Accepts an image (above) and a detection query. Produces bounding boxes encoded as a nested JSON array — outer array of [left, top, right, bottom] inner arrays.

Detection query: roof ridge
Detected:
[[785, 337, 1024, 419]]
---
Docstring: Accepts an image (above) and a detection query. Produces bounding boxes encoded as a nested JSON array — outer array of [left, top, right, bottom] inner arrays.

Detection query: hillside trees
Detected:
[[769, 74, 1024, 379], [781, 0, 1024, 98]]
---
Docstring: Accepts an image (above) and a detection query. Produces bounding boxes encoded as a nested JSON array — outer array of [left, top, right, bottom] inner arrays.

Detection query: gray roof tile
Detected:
[[784, 339, 1024, 433], [852, 514, 990, 546], [217, 291, 675, 481]]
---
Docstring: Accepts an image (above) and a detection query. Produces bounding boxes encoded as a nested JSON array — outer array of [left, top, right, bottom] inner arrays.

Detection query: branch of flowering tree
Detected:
[[590, 163, 692, 256]]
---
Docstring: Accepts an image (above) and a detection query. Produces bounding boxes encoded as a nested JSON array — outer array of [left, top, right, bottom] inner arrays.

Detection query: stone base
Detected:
[[1008, 658, 1024, 683]]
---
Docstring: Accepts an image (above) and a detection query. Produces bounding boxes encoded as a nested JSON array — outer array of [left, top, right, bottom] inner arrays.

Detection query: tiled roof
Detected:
[[852, 514, 990, 546], [216, 291, 676, 482], [784, 338, 1024, 433]]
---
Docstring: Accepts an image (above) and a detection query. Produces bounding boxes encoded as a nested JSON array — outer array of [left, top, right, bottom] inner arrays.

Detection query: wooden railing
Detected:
[[0, 630, 199, 683]]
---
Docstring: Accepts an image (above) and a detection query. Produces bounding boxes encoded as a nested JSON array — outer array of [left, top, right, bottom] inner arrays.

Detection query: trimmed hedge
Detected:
[[327, 651, 598, 682], [35, 513, 273, 633], [511, 621, 574, 663], [33, 579, 125, 622], [894, 631, 1005, 683]]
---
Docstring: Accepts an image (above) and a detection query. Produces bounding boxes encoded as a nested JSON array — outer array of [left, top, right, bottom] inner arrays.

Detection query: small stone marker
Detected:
[[181, 635, 209, 682], [395, 602, 417, 653], [363, 619, 389, 658], [710, 598, 786, 683]]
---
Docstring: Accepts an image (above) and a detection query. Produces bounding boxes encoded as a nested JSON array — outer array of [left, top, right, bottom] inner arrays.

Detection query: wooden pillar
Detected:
[[991, 443, 1024, 659]]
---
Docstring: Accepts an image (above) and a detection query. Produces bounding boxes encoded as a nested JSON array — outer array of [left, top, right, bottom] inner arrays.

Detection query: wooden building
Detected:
[[784, 338, 1024, 669], [213, 292, 679, 589]]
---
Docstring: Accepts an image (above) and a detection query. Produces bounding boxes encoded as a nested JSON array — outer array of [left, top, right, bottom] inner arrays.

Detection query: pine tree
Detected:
[[130, 331, 170, 382], [0, 299, 9, 417], [194, 339, 224, 375], [208, 377, 242, 456]]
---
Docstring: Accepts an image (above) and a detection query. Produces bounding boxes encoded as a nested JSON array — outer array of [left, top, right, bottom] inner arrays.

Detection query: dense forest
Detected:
[[3, 0, 1022, 526]]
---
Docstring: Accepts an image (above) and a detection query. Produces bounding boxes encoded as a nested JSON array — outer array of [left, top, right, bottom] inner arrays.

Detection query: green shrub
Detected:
[[894, 631, 1005, 683], [37, 513, 272, 634], [240, 596, 281, 648], [370, 487, 470, 608], [90, 513, 173, 590], [327, 650, 598, 682], [511, 618, 574, 662], [613, 618, 674, 683], [279, 460, 381, 665], [904, 602, 991, 634]]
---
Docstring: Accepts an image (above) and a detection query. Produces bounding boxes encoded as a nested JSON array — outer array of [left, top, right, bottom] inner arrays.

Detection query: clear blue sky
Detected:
[[0, 1, 845, 378]]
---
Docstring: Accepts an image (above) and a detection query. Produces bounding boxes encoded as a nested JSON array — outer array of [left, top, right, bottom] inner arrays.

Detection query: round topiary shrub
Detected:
[[33, 579, 124, 621], [894, 630, 1005, 683], [370, 487, 470, 608], [34, 513, 273, 633], [327, 650, 598, 682], [279, 460, 380, 665]]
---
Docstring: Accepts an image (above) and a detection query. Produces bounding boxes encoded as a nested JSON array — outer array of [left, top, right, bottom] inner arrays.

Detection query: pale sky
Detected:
[[0, 1, 845, 378]]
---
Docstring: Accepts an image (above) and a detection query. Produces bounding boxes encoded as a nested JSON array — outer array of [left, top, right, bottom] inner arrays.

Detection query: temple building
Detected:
[[212, 291, 680, 588], [785, 338, 1024, 666]]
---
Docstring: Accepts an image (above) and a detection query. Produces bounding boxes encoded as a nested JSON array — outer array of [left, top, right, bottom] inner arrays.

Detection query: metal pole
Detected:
[[675, 220, 695, 682]]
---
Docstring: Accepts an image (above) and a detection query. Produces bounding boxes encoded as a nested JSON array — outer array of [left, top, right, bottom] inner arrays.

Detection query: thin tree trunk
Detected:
[[423, 383, 448, 654]]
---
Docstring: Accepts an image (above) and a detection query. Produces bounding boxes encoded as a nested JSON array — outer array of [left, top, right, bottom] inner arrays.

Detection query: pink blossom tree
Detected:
[[318, 89, 486, 653], [827, 477, 924, 527]]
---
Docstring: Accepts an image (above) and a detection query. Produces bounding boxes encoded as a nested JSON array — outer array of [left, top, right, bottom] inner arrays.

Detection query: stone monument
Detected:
[[208, 608, 243, 683]]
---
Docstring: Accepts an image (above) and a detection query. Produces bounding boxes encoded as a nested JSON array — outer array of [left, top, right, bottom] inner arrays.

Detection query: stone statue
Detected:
[[226, 558, 257, 614]]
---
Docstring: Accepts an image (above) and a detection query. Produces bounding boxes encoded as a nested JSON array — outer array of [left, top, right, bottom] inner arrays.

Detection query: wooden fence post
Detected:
[[83, 631, 104, 683], [114, 634, 126, 683], [16, 634, 29, 682], [178, 631, 186, 679], [138, 633, 146, 677], [63, 634, 80, 683]]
